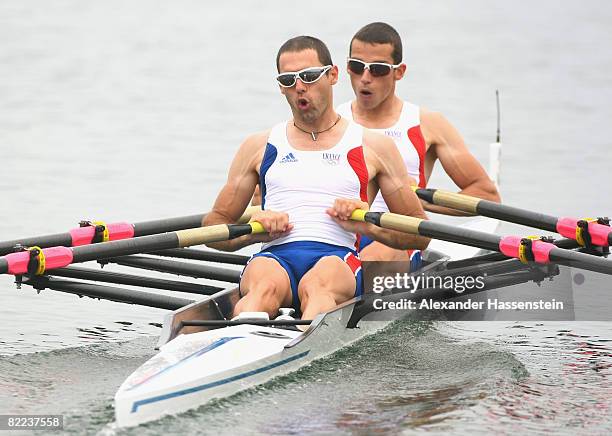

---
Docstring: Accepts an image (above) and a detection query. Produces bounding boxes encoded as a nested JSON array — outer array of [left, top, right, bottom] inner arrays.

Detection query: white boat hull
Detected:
[[115, 216, 500, 427], [115, 302, 389, 427]]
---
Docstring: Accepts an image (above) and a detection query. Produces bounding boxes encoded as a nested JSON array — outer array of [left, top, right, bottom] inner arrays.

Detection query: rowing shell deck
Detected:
[[114, 216, 500, 427], [116, 299, 383, 427]]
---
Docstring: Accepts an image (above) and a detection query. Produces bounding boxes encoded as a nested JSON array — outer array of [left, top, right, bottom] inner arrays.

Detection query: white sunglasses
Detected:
[[276, 65, 332, 88], [347, 58, 401, 77]]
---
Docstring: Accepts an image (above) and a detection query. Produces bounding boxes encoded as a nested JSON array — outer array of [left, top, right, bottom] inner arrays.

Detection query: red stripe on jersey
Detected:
[[347, 146, 369, 202], [343, 252, 362, 276], [407, 126, 427, 188]]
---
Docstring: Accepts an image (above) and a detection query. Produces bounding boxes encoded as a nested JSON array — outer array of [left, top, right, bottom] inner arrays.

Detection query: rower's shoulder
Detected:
[[336, 100, 353, 117], [238, 130, 271, 153], [419, 107, 452, 127], [362, 127, 397, 156]]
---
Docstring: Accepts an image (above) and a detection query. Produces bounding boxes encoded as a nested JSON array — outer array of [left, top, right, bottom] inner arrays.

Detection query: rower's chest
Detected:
[[263, 148, 365, 193]]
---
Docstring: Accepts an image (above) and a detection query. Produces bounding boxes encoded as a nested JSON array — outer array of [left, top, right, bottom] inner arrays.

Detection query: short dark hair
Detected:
[[350, 22, 403, 64], [276, 36, 333, 72]]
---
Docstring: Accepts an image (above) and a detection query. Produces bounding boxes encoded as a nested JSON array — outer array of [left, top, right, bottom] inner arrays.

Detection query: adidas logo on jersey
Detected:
[[279, 152, 298, 163]]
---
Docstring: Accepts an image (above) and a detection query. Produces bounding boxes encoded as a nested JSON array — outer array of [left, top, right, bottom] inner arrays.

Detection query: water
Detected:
[[1, 0, 612, 434]]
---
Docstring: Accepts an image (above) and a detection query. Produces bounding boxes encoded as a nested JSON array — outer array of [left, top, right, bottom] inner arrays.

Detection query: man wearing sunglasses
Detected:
[[204, 36, 429, 322], [337, 22, 501, 263]]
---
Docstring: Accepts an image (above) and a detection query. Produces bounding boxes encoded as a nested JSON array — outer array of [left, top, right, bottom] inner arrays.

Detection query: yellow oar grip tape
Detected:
[[576, 218, 596, 247], [27, 246, 46, 275], [92, 220, 110, 243], [350, 209, 367, 222], [249, 221, 266, 234], [518, 236, 540, 264]]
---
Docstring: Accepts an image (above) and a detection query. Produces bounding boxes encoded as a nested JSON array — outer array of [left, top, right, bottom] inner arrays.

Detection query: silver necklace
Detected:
[[293, 115, 342, 141]]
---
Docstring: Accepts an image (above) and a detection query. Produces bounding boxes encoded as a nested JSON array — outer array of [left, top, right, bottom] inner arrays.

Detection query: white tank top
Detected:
[[336, 100, 426, 212], [259, 120, 369, 250]]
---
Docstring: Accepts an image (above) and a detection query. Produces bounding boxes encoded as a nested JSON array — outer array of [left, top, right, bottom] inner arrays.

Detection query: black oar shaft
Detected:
[[0, 258, 8, 274], [0, 223, 259, 275], [0, 206, 261, 256], [415, 188, 560, 232], [0, 233, 72, 256], [107, 255, 241, 283], [70, 224, 254, 263], [418, 220, 501, 251], [365, 211, 501, 251], [549, 248, 612, 275], [149, 248, 249, 265], [72, 233, 179, 263], [359, 211, 612, 276], [133, 214, 206, 237], [476, 201, 559, 232], [23, 276, 193, 310], [0, 216, 203, 256], [52, 266, 223, 295]]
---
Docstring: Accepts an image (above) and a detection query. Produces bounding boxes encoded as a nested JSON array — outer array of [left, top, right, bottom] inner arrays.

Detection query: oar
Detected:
[[0, 222, 266, 276], [0, 206, 261, 256], [350, 210, 612, 275], [414, 187, 611, 248]]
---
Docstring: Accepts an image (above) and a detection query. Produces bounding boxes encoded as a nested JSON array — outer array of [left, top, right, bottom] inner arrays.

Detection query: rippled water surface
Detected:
[[1, 0, 612, 434]]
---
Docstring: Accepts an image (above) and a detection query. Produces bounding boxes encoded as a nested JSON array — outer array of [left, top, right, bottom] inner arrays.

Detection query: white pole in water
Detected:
[[489, 90, 502, 188]]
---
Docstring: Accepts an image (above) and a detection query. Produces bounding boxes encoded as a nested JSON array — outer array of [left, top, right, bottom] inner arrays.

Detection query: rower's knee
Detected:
[[235, 278, 287, 317], [243, 278, 282, 303], [298, 279, 333, 308]]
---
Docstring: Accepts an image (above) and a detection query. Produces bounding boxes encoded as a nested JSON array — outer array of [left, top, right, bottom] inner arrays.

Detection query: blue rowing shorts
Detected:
[[358, 234, 375, 251], [242, 241, 363, 312]]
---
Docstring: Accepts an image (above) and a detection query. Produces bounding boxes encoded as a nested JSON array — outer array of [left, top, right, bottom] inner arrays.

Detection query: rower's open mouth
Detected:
[[297, 98, 309, 110], [360, 89, 372, 96]]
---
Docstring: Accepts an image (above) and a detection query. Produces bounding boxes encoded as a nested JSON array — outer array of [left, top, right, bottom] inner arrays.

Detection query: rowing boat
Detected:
[[113, 215, 500, 427], [3, 195, 610, 428], [3, 140, 611, 427]]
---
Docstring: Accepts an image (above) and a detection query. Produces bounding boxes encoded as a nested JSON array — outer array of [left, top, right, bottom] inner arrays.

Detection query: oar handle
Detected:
[[0, 221, 268, 276], [0, 207, 264, 257], [350, 209, 425, 235], [413, 187, 612, 248], [248, 221, 266, 234], [238, 206, 262, 224], [412, 186, 480, 214], [350, 209, 367, 221], [350, 208, 612, 276]]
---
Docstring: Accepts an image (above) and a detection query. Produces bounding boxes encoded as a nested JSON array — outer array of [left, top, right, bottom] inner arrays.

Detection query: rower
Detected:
[[203, 36, 429, 322], [337, 22, 501, 263]]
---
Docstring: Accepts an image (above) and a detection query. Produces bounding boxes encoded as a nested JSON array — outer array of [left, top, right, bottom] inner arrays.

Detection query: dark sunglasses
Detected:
[[276, 65, 332, 88], [347, 58, 401, 77]]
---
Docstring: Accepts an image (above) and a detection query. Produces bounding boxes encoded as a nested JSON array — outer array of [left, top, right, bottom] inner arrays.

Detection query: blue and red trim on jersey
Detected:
[[259, 143, 278, 210]]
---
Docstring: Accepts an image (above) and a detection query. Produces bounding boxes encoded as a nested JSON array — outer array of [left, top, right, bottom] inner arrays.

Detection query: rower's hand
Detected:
[[250, 210, 293, 242], [326, 198, 370, 234]]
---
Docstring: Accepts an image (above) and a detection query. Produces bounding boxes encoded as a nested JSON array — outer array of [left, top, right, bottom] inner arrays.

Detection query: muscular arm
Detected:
[[251, 185, 262, 206], [203, 132, 267, 251], [364, 131, 430, 250], [421, 110, 501, 215]]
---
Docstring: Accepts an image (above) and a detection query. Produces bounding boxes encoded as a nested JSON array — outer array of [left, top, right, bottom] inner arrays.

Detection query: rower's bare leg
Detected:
[[235, 257, 293, 319], [360, 241, 412, 277], [360, 241, 410, 261], [298, 256, 356, 322]]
